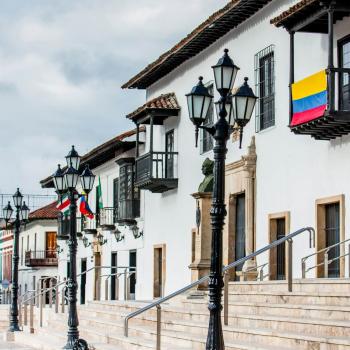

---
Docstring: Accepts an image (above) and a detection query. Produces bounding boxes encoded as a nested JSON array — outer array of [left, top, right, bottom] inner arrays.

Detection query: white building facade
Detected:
[[120, 0, 350, 300]]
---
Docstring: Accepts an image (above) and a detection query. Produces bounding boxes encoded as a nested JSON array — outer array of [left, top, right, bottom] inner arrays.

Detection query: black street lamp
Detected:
[[186, 48, 257, 350], [52, 146, 95, 349], [3, 189, 30, 332]]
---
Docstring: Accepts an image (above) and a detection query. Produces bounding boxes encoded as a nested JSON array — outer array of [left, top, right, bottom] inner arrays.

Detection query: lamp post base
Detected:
[[64, 338, 89, 350], [8, 324, 21, 332]]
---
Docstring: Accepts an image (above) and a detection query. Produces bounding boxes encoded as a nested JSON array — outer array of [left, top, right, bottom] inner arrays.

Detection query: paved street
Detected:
[[0, 341, 34, 350]]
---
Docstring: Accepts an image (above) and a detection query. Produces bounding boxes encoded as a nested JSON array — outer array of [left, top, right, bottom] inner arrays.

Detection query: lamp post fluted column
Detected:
[[9, 210, 21, 332], [64, 189, 79, 349], [206, 95, 229, 350]]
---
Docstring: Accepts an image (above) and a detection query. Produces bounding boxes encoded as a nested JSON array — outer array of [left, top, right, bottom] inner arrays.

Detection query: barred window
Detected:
[[200, 84, 214, 154], [255, 45, 275, 132]]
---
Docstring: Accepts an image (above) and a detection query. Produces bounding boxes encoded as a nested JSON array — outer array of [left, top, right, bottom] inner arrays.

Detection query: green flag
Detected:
[[96, 176, 103, 209]]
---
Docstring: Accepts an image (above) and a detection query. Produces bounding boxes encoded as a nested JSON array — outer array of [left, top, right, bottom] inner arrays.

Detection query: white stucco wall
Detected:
[[129, 0, 350, 299]]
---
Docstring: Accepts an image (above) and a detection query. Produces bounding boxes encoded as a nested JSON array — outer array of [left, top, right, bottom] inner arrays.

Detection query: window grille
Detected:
[[255, 45, 275, 132], [200, 84, 214, 154]]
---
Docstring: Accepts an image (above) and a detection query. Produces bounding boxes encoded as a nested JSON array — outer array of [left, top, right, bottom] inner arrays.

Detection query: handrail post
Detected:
[[39, 292, 43, 327], [29, 303, 34, 333], [324, 252, 329, 278], [124, 269, 127, 300], [49, 279, 53, 308], [105, 278, 109, 301], [224, 272, 229, 326], [287, 239, 293, 292], [259, 267, 264, 281], [18, 299, 22, 328], [24, 301, 28, 326], [55, 284, 59, 313], [116, 275, 119, 301], [301, 259, 306, 279], [61, 287, 65, 313], [156, 305, 161, 350], [36, 282, 40, 308]]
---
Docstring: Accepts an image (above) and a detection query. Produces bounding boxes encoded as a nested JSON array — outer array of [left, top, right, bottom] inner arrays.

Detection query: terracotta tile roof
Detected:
[[122, 0, 272, 89], [270, 0, 318, 27], [127, 93, 180, 120], [29, 201, 59, 220], [40, 127, 145, 188]]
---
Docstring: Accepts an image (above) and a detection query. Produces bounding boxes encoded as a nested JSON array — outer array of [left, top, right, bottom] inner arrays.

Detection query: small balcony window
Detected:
[[116, 158, 140, 225], [255, 45, 275, 132]]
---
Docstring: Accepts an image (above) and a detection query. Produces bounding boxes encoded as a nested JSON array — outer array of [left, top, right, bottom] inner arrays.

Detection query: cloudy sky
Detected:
[[0, 0, 227, 195]]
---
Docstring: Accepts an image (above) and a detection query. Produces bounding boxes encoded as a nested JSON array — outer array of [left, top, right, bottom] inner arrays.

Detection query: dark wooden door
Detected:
[[325, 203, 340, 278], [80, 259, 87, 304], [110, 252, 118, 300], [129, 250, 136, 299], [235, 194, 246, 280], [165, 130, 174, 178], [276, 218, 286, 280]]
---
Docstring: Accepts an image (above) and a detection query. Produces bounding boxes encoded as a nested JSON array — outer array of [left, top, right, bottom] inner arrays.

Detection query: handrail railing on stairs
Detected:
[[301, 237, 350, 278], [124, 226, 315, 350], [18, 266, 136, 331]]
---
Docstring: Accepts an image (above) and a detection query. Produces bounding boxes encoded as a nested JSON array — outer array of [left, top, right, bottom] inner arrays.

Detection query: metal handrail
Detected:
[[301, 237, 350, 278], [124, 226, 315, 339]]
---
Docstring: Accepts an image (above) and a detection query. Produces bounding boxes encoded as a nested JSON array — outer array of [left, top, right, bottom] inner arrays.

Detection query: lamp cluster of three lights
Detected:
[[52, 146, 96, 195], [3, 188, 30, 223], [186, 48, 258, 148]]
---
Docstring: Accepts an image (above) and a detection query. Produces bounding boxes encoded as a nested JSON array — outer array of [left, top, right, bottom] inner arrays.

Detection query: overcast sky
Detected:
[[0, 0, 227, 195]]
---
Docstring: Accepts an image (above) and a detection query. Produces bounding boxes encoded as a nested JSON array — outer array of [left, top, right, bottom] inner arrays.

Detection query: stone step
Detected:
[[41, 309, 350, 350], [227, 279, 350, 293]]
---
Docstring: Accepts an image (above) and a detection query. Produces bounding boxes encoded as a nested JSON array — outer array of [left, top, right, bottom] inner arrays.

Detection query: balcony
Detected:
[[118, 199, 140, 225], [97, 207, 117, 230], [25, 250, 58, 267], [58, 215, 92, 237], [290, 68, 350, 140], [135, 151, 178, 193]]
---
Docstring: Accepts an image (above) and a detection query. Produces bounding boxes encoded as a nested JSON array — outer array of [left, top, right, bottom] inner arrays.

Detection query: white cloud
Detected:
[[0, 0, 227, 194]]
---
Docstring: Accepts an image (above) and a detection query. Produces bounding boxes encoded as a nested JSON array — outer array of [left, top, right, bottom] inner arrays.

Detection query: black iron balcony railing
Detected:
[[25, 250, 58, 267], [291, 67, 350, 140], [58, 215, 95, 237], [118, 199, 140, 225], [135, 151, 178, 193]]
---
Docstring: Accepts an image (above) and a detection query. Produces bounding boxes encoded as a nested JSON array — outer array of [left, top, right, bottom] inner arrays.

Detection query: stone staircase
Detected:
[[10, 279, 350, 349]]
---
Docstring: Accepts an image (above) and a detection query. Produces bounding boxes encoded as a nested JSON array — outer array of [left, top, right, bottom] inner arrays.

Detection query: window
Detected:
[[165, 130, 175, 178], [117, 159, 140, 223], [200, 84, 214, 153], [255, 45, 275, 131], [113, 178, 119, 222], [339, 35, 350, 110]]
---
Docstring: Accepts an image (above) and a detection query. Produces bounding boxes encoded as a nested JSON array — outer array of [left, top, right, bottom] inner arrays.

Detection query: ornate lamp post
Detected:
[[52, 146, 95, 349], [3, 189, 30, 332], [186, 49, 257, 350]]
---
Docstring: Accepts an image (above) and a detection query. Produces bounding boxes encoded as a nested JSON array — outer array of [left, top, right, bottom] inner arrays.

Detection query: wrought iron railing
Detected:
[[25, 250, 58, 267], [135, 151, 178, 184], [301, 237, 350, 278], [118, 200, 140, 223], [327, 67, 350, 111], [98, 207, 117, 227], [124, 227, 315, 350]]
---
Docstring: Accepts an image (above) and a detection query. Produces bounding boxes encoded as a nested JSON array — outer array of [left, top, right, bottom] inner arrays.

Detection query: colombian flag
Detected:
[[80, 194, 94, 219], [291, 70, 328, 126]]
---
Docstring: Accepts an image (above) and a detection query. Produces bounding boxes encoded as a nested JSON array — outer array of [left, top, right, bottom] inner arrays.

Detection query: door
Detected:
[[110, 252, 118, 300], [80, 259, 87, 304], [276, 218, 286, 280], [154, 247, 163, 298], [129, 250, 136, 300], [325, 203, 340, 277], [94, 253, 101, 300], [165, 130, 174, 179], [235, 194, 246, 280], [46, 232, 57, 258], [339, 36, 350, 110]]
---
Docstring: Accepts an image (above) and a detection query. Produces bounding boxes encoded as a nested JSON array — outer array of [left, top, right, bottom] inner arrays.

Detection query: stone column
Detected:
[[189, 192, 212, 289], [242, 137, 257, 280]]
